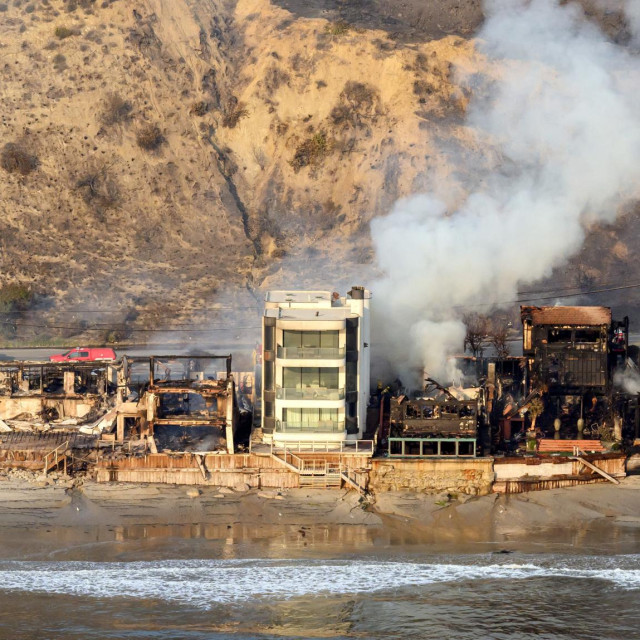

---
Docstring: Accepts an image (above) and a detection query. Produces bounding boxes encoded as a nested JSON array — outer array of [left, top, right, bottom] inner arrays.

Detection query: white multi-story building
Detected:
[[261, 286, 371, 447]]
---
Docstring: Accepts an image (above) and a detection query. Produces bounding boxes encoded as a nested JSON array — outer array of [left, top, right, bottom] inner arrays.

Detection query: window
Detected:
[[346, 361, 357, 392], [282, 330, 339, 349], [575, 330, 599, 343], [264, 361, 274, 391], [69, 351, 89, 359], [282, 367, 339, 389], [284, 408, 338, 424], [523, 322, 532, 350], [548, 329, 572, 343], [157, 392, 216, 417], [264, 324, 275, 351]]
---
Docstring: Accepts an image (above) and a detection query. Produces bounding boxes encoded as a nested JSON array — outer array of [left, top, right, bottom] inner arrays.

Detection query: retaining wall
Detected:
[[368, 458, 495, 495]]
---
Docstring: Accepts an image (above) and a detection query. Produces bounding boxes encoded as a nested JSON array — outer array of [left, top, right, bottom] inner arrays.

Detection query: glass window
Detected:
[[320, 331, 338, 348], [282, 331, 339, 349], [283, 330, 301, 348], [319, 368, 338, 388], [346, 361, 357, 392], [264, 325, 275, 351], [302, 332, 319, 349], [264, 361, 274, 390], [301, 368, 319, 388], [282, 367, 339, 389], [284, 408, 338, 424], [283, 367, 300, 388]]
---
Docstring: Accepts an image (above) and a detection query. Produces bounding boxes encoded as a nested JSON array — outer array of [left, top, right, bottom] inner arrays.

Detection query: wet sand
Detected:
[[2, 475, 640, 560]]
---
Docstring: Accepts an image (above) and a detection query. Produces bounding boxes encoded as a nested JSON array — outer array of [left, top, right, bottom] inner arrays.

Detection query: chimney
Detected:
[[349, 285, 365, 300]]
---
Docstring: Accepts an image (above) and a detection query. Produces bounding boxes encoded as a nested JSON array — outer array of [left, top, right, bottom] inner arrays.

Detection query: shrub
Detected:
[[342, 81, 378, 111], [330, 81, 381, 128], [189, 100, 208, 116], [52, 52, 67, 71], [324, 20, 349, 36], [263, 65, 290, 94], [136, 123, 164, 150], [413, 79, 435, 97], [99, 92, 132, 125], [54, 25, 76, 39], [75, 165, 119, 211], [290, 131, 329, 172], [0, 283, 33, 340], [0, 283, 32, 313], [221, 99, 248, 128], [0, 143, 38, 175]]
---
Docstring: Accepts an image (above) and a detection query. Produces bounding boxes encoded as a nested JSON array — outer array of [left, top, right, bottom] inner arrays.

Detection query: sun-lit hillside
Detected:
[[0, 0, 637, 343]]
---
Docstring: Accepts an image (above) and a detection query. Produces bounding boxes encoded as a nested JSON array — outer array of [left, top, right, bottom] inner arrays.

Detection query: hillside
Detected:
[[0, 0, 638, 344]]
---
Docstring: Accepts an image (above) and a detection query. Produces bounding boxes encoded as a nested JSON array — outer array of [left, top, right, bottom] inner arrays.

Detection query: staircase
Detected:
[[340, 467, 368, 494], [43, 440, 70, 476], [299, 463, 342, 488], [270, 449, 343, 489]]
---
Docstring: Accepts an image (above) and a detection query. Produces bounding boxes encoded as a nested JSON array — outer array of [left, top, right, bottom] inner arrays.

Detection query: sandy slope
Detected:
[[1, 0, 639, 340]]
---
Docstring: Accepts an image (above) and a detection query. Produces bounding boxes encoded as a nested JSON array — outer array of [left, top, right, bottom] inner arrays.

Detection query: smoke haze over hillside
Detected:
[[371, 0, 640, 384]]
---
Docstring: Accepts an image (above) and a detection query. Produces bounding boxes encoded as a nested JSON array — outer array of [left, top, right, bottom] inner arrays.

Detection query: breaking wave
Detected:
[[0, 555, 638, 607]]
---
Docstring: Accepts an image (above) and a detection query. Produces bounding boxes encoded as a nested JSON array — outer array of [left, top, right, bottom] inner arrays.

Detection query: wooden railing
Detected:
[[43, 440, 69, 476], [270, 440, 374, 454], [340, 465, 368, 494], [269, 446, 370, 492]]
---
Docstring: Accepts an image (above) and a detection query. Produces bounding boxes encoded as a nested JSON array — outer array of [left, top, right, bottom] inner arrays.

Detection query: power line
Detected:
[[455, 281, 640, 310], [0, 320, 261, 333], [0, 305, 262, 315], [3, 280, 640, 328]]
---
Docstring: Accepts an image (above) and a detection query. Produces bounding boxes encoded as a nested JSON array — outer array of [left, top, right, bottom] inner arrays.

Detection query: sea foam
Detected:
[[0, 557, 638, 607]]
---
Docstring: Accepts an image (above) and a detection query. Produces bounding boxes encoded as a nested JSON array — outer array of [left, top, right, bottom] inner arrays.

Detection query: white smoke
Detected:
[[371, 0, 640, 384], [614, 365, 640, 394], [625, 0, 640, 40]]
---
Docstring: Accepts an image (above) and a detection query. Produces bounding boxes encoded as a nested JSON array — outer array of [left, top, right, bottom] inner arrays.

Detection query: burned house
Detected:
[[388, 381, 481, 457], [0, 360, 122, 423], [137, 355, 239, 454], [521, 306, 630, 437], [0, 360, 125, 476], [522, 306, 619, 393]]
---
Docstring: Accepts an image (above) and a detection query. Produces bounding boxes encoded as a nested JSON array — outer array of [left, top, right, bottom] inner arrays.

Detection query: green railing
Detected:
[[388, 437, 477, 458]]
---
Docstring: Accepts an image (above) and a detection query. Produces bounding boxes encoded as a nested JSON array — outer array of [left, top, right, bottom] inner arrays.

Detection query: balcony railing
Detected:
[[275, 421, 345, 433], [277, 346, 345, 359], [276, 387, 345, 400]]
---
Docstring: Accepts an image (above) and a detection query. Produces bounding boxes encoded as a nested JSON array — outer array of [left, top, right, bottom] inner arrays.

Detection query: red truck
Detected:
[[49, 347, 117, 362]]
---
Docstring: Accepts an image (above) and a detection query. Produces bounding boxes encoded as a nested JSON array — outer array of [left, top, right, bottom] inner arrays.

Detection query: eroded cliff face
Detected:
[[0, 0, 637, 340]]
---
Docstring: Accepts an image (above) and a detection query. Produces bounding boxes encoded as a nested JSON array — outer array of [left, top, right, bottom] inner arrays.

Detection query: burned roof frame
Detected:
[[148, 354, 232, 387]]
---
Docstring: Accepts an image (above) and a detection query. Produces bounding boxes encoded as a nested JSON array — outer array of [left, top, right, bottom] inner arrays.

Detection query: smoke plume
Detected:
[[371, 0, 640, 384], [614, 364, 640, 394]]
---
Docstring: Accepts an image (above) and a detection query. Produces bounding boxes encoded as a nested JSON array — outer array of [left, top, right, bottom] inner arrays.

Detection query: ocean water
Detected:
[[0, 554, 638, 639]]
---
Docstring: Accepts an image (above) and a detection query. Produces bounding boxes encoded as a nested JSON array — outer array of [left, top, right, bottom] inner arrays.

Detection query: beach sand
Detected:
[[1, 474, 640, 560]]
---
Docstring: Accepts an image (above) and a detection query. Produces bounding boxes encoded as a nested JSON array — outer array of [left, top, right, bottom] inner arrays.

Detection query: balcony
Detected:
[[276, 387, 345, 400], [275, 421, 345, 433], [277, 346, 345, 359]]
